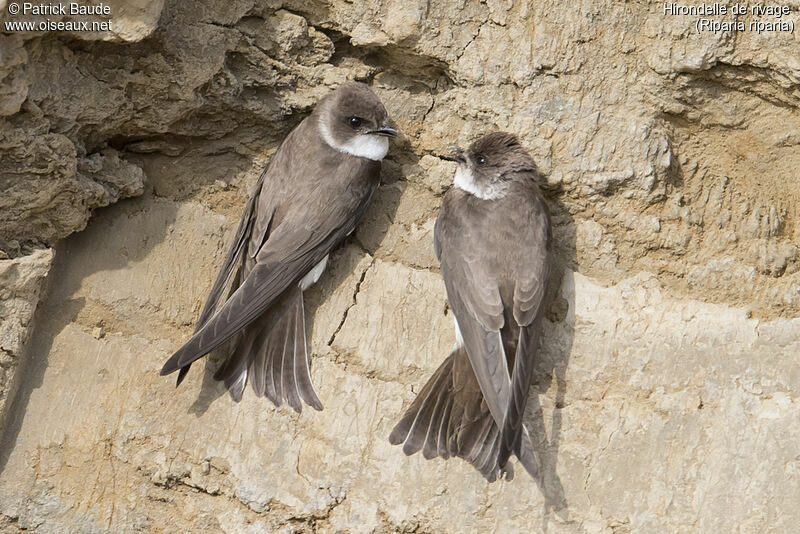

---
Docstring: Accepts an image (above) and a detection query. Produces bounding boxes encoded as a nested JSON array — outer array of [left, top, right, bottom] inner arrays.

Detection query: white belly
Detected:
[[299, 255, 329, 291], [453, 315, 465, 348]]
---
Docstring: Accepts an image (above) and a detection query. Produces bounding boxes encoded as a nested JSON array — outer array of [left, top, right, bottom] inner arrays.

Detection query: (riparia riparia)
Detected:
[[390, 132, 551, 482], [161, 82, 397, 411]]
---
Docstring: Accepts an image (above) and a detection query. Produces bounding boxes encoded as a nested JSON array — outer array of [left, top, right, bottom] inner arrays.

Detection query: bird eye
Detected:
[[476, 155, 487, 166], [348, 116, 362, 128]]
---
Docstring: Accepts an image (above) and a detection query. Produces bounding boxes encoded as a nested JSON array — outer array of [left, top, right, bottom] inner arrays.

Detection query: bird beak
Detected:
[[443, 146, 466, 163], [369, 126, 398, 138]]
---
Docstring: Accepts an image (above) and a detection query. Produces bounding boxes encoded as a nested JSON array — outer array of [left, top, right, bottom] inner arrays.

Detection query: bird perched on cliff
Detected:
[[389, 132, 551, 482], [160, 82, 396, 410]]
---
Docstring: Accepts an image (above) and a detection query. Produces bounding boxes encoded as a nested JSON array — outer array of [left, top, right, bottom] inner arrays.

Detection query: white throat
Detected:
[[453, 166, 509, 200], [319, 119, 389, 161]]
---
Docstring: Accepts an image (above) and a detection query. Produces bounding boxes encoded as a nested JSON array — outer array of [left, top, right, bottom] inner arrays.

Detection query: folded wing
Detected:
[[161, 164, 378, 386]]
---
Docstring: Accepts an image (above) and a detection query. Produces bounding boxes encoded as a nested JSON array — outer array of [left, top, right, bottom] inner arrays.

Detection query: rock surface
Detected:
[[0, 248, 53, 433], [1, 0, 800, 532]]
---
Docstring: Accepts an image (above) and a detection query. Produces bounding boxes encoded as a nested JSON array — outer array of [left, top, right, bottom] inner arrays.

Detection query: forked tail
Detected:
[[389, 347, 540, 482]]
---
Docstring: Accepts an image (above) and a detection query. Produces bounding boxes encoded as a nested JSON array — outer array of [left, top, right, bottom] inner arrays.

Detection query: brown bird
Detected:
[[161, 82, 397, 410], [390, 132, 551, 481]]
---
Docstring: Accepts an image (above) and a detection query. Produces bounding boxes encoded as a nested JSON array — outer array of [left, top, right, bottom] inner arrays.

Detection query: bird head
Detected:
[[318, 82, 397, 161], [448, 132, 538, 200]]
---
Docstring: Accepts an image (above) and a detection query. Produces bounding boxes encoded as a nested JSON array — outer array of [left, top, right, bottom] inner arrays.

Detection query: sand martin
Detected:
[[161, 82, 397, 411], [390, 132, 551, 481]]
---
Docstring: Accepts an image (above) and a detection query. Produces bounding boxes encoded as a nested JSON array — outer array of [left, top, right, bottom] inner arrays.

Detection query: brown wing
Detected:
[[174, 169, 271, 386], [161, 159, 379, 377], [434, 202, 511, 428], [498, 194, 551, 468]]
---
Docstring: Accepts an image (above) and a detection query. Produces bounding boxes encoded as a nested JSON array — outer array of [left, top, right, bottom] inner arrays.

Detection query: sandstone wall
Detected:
[[1, 0, 799, 532]]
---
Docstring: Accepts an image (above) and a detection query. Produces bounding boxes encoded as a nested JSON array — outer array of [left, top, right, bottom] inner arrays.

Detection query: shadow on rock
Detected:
[[0, 192, 178, 475], [527, 191, 577, 528]]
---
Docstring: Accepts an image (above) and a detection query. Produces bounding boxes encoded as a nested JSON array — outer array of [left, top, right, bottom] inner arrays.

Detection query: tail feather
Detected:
[[295, 297, 323, 410], [468, 420, 495, 463], [390, 347, 540, 482], [269, 315, 288, 404], [445, 393, 465, 454], [176, 365, 190, 387], [249, 323, 271, 398], [435, 397, 454, 459], [401, 363, 451, 456], [422, 378, 453, 460], [247, 286, 322, 412], [475, 430, 504, 482], [499, 318, 542, 469], [517, 428, 541, 481], [213, 330, 251, 385], [389, 357, 454, 450], [225, 366, 248, 402], [280, 311, 302, 412], [183, 286, 322, 411]]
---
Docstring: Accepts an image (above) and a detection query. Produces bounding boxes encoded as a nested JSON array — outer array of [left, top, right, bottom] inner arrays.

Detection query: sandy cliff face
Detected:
[[1, 1, 799, 532]]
